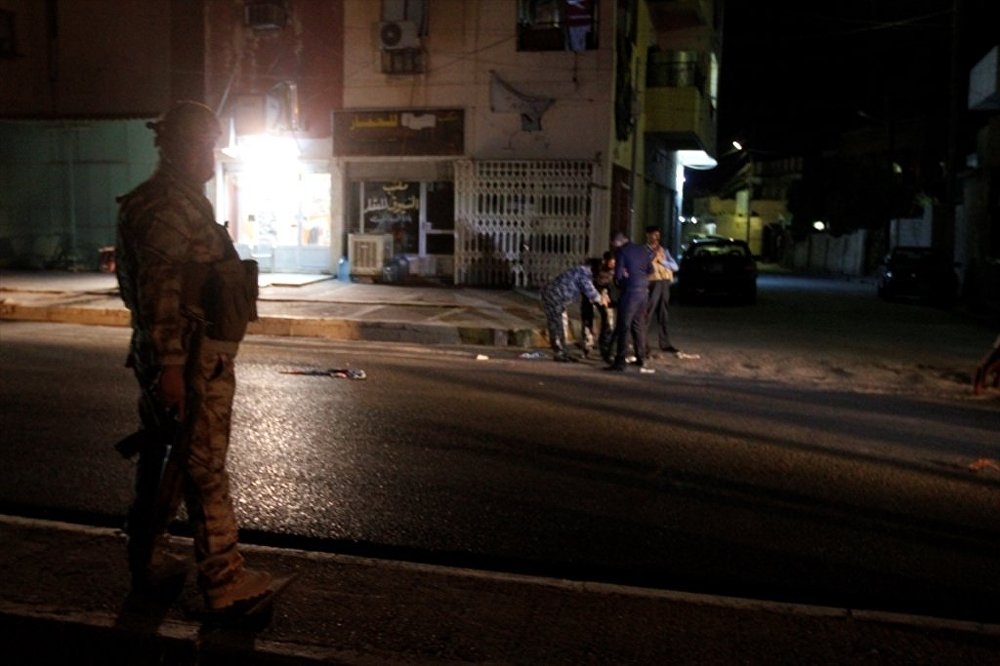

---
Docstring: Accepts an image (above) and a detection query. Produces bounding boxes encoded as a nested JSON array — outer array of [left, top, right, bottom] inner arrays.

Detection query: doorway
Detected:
[[348, 180, 454, 277], [226, 169, 332, 273]]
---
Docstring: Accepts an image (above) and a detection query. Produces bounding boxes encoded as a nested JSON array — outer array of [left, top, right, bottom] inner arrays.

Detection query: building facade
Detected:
[[0, 0, 720, 287]]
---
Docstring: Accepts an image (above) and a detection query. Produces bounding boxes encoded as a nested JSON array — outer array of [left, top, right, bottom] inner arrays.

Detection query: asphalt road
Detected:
[[1, 310, 998, 623]]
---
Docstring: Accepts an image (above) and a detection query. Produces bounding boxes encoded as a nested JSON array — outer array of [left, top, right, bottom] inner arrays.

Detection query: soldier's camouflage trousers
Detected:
[[127, 343, 244, 591]]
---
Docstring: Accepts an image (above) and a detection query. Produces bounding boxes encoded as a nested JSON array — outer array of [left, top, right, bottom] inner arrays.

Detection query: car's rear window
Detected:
[[690, 244, 748, 258]]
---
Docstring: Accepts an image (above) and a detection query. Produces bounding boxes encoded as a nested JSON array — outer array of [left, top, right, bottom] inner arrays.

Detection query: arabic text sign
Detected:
[[333, 109, 464, 157]]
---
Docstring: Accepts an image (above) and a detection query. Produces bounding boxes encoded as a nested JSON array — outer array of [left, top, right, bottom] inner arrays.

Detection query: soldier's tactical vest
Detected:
[[186, 223, 259, 344]]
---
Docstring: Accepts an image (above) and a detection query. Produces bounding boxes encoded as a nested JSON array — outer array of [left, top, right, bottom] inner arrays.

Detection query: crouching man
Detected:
[[541, 260, 609, 362]]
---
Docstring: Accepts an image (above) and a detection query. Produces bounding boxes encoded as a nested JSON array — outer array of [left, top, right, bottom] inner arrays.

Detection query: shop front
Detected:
[[333, 108, 464, 280], [219, 135, 334, 274]]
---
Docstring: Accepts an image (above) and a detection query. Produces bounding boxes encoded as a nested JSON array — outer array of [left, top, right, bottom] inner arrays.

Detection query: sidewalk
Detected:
[[3, 515, 997, 665], [0, 269, 548, 348], [2, 269, 1000, 664]]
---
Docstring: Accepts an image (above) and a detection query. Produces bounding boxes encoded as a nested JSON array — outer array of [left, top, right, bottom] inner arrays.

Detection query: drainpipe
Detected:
[[628, 56, 643, 234]]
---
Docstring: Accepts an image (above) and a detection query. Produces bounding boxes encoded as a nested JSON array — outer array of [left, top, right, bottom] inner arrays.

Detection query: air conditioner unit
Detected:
[[348, 233, 394, 277], [378, 20, 420, 50]]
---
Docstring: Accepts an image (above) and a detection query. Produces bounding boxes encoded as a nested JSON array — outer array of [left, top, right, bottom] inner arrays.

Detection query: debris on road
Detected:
[[519, 351, 546, 359], [968, 458, 1000, 473], [280, 368, 367, 380]]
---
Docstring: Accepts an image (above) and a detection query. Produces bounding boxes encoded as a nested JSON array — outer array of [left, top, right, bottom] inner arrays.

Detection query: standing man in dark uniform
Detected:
[[607, 232, 653, 371], [116, 100, 271, 611]]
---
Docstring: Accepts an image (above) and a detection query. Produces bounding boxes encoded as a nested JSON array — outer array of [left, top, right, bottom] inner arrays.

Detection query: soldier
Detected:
[[115, 100, 271, 611]]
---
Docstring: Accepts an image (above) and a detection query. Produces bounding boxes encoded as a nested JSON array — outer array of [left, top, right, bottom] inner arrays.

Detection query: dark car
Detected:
[[677, 236, 757, 304], [876, 246, 959, 308]]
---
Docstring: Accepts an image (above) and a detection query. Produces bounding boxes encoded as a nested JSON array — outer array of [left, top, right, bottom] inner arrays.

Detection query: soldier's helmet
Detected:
[[148, 100, 221, 147]]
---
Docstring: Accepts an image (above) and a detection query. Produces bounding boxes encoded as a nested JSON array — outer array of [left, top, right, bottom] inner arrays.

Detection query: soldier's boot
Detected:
[[204, 567, 273, 611]]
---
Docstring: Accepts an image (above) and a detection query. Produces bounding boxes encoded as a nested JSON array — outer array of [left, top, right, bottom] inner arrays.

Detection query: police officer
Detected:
[[607, 232, 653, 371], [116, 100, 271, 610]]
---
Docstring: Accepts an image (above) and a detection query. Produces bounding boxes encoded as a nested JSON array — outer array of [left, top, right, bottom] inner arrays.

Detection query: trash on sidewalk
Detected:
[[280, 368, 367, 380], [676, 352, 701, 360], [476, 354, 489, 361], [640, 367, 656, 374], [519, 351, 547, 359]]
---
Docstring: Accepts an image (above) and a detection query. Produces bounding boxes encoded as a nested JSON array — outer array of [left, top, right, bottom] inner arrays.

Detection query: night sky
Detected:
[[715, 0, 996, 157]]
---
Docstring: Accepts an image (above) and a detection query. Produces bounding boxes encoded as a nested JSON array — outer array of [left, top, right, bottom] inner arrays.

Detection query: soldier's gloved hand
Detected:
[[157, 365, 186, 421]]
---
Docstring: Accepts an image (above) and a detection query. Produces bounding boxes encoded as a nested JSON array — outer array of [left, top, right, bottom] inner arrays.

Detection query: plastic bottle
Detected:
[[338, 256, 351, 282]]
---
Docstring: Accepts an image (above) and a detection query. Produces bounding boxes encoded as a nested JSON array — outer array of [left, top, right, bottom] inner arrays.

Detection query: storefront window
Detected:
[[349, 180, 454, 257]]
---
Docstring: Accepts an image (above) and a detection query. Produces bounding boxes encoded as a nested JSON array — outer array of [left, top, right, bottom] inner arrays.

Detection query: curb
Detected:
[[3, 516, 998, 666], [0, 302, 545, 348]]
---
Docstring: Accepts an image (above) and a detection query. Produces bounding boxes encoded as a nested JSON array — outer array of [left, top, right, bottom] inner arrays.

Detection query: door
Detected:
[[421, 181, 455, 275], [227, 169, 331, 273], [349, 180, 454, 277]]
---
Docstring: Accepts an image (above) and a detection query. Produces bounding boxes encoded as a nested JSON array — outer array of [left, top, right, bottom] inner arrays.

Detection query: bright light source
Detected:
[[732, 141, 744, 151], [678, 150, 718, 170], [236, 135, 300, 166], [813, 220, 826, 231]]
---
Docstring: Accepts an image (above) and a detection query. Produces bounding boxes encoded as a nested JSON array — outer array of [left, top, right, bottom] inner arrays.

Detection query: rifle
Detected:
[[115, 353, 201, 547]]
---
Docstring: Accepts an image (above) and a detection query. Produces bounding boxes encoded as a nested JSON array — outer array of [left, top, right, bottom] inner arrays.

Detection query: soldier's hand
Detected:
[[157, 365, 186, 421]]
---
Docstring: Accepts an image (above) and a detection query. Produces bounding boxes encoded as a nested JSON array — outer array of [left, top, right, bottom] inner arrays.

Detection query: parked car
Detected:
[[876, 246, 959, 308], [677, 236, 757, 304]]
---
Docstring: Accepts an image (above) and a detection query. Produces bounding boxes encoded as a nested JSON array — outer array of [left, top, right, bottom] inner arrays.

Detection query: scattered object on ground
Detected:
[[968, 458, 1000, 473], [972, 335, 1000, 395], [640, 367, 656, 374], [281, 368, 367, 379], [476, 354, 490, 361], [519, 351, 547, 359], [677, 352, 701, 360]]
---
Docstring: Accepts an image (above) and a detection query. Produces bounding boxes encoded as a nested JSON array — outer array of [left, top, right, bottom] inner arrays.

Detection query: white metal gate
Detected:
[[454, 160, 598, 288]]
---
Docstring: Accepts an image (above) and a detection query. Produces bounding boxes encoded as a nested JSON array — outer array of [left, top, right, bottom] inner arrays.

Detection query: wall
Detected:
[[0, 120, 157, 269], [341, 0, 614, 162], [204, 0, 343, 139], [0, 0, 174, 116], [788, 230, 868, 276]]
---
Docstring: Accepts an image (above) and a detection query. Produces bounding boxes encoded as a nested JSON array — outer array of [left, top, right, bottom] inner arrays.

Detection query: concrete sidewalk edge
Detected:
[[0, 301, 543, 348], [2, 514, 998, 666]]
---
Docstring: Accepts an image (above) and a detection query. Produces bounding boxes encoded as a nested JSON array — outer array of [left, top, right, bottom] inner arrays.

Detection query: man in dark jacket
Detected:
[[607, 232, 653, 371]]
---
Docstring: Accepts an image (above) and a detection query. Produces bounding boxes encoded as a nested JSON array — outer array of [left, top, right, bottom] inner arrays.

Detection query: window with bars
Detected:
[[517, 0, 597, 53]]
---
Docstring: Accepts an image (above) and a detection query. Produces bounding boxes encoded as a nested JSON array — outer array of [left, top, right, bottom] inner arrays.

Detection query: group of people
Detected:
[[115, 101, 679, 616], [540, 224, 681, 371]]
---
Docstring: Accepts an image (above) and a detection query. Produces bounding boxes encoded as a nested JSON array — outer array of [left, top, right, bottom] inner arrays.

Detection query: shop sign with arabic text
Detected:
[[333, 109, 464, 157]]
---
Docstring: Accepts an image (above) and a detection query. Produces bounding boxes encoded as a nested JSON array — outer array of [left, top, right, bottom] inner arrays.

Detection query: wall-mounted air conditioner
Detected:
[[378, 20, 420, 50]]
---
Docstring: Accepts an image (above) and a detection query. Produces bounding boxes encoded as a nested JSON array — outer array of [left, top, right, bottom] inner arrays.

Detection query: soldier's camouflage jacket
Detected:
[[115, 163, 236, 370]]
